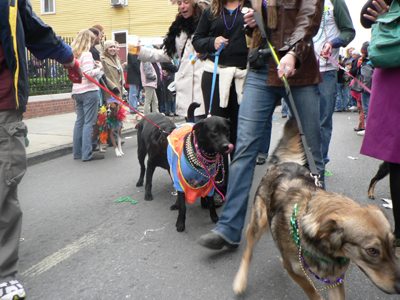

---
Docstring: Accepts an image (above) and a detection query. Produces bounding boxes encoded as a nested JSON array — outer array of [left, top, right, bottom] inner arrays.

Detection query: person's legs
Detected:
[[256, 115, 272, 165], [128, 84, 139, 113], [0, 110, 26, 296], [73, 94, 84, 159], [357, 97, 366, 130], [281, 98, 289, 117], [82, 91, 99, 161], [334, 82, 343, 111], [318, 70, 337, 165], [151, 88, 159, 113], [289, 85, 325, 186], [210, 66, 280, 244], [143, 87, 153, 115], [342, 87, 351, 110], [361, 91, 370, 125]]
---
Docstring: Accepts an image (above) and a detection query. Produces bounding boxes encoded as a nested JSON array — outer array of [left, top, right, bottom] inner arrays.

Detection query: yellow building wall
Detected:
[[30, 0, 179, 39]]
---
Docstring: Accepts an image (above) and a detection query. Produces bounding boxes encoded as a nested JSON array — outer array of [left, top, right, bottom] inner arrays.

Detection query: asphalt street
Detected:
[[18, 109, 396, 300]]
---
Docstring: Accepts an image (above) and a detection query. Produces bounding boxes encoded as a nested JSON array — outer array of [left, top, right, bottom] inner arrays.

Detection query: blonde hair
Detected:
[[210, 0, 243, 19], [71, 29, 95, 58]]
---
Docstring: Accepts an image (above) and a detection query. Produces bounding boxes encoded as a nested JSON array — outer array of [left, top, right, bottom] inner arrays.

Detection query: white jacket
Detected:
[[139, 32, 205, 117]]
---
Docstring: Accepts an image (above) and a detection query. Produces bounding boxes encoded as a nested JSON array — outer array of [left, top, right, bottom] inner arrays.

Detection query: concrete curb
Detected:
[[26, 116, 186, 166], [27, 128, 138, 167]]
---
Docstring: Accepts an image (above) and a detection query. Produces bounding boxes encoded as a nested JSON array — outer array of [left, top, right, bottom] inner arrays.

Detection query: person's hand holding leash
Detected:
[[63, 57, 83, 83], [278, 52, 296, 78], [364, 0, 390, 22], [214, 36, 229, 51], [244, 9, 257, 28]]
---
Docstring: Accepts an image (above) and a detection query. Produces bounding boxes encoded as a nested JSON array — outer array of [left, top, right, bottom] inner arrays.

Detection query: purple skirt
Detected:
[[360, 67, 400, 164]]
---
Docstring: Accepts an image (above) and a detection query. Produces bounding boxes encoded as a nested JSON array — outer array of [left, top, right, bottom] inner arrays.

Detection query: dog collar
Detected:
[[291, 203, 347, 264], [291, 203, 350, 292]]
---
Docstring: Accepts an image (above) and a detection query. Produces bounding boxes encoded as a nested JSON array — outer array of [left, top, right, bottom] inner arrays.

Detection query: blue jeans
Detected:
[[212, 64, 324, 244], [165, 96, 176, 114], [342, 86, 352, 109], [73, 90, 99, 161], [282, 98, 290, 117], [361, 91, 370, 124], [257, 115, 272, 156], [128, 84, 139, 113], [335, 82, 344, 111], [319, 70, 337, 165]]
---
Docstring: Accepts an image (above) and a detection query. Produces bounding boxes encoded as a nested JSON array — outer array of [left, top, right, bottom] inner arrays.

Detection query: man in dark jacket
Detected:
[[126, 53, 142, 113], [0, 1, 81, 298]]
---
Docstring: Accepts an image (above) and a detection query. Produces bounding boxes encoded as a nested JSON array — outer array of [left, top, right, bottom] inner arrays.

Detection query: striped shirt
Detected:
[[72, 52, 101, 94]]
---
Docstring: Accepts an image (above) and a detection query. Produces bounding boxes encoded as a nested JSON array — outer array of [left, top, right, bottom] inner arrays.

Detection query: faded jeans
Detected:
[[319, 70, 337, 165], [212, 63, 324, 244], [73, 90, 99, 161], [128, 84, 139, 113]]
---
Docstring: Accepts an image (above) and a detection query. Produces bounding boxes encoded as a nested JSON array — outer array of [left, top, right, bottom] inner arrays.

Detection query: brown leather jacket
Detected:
[[250, 0, 323, 87]]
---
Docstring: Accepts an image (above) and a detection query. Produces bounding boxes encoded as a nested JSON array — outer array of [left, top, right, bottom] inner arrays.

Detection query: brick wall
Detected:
[[24, 93, 75, 119]]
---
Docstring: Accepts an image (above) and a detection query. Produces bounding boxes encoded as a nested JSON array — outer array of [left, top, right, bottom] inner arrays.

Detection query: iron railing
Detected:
[[27, 37, 74, 96]]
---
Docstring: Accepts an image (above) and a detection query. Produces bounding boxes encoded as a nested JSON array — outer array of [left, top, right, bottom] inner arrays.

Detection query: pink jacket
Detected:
[[140, 61, 162, 88]]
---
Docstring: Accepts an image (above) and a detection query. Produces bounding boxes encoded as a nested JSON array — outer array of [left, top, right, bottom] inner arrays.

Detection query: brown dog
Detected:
[[233, 118, 400, 299], [92, 100, 127, 157]]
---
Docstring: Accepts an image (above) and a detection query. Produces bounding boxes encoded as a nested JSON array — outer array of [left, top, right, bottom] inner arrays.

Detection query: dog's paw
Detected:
[[176, 221, 185, 232], [211, 214, 219, 224], [170, 204, 178, 210], [118, 148, 124, 156], [233, 271, 247, 295], [200, 198, 208, 209], [115, 148, 123, 157], [144, 194, 153, 201], [136, 181, 144, 187]]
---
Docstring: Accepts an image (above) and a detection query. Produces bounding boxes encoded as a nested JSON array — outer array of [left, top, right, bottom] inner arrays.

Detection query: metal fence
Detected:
[[27, 37, 74, 96]]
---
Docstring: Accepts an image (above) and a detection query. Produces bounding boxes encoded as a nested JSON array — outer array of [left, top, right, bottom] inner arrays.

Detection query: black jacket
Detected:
[[126, 54, 141, 85], [193, 1, 251, 69]]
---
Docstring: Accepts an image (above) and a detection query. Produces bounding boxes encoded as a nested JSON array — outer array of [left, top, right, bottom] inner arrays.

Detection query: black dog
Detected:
[[136, 113, 176, 200], [136, 103, 233, 232], [368, 161, 390, 199]]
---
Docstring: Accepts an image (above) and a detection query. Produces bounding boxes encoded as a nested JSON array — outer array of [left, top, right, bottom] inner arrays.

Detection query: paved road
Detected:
[[18, 110, 396, 299]]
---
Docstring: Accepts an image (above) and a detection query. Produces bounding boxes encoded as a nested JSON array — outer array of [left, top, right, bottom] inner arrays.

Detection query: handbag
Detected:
[[350, 73, 363, 93], [369, 0, 400, 68]]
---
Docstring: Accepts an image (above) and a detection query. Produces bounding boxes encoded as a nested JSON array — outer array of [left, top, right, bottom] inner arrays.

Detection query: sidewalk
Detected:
[[24, 111, 184, 166]]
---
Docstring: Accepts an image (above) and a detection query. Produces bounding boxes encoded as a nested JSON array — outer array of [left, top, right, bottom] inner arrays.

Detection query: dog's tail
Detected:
[[186, 102, 201, 123], [267, 118, 306, 168]]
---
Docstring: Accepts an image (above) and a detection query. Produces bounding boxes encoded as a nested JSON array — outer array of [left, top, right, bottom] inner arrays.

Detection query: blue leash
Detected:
[[207, 41, 226, 117]]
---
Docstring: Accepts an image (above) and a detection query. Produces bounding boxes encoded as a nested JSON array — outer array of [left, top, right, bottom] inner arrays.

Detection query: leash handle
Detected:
[[82, 73, 166, 133], [324, 54, 372, 94], [208, 41, 226, 117], [253, 12, 322, 185]]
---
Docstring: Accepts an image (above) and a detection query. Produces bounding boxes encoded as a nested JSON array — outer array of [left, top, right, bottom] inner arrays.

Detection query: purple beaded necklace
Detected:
[[223, 2, 240, 30]]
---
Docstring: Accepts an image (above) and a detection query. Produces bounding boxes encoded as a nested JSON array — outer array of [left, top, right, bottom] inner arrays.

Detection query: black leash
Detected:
[[253, 12, 322, 188]]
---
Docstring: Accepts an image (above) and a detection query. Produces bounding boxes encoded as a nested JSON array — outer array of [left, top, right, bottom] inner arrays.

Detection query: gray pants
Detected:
[[143, 86, 159, 115], [0, 110, 26, 282]]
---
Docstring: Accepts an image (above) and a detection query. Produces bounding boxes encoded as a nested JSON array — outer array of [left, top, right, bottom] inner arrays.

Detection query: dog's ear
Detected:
[[316, 219, 345, 252], [193, 120, 204, 132]]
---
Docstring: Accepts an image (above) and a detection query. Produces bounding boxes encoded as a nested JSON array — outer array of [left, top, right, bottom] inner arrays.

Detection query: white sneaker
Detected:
[[357, 130, 365, 136], [349, 106, 358, 112], [0, 280, 25, 299]]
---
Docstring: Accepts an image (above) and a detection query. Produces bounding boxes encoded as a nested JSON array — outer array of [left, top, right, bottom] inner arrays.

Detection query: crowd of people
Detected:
[[1, 0, 398, 298]]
